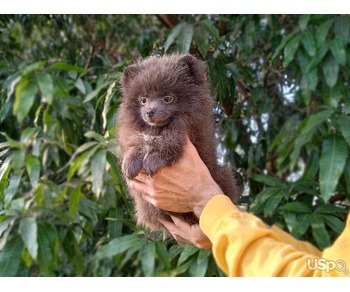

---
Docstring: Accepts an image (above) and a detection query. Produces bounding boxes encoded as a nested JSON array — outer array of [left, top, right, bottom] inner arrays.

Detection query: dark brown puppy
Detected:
[[117, 54, 240, 235]]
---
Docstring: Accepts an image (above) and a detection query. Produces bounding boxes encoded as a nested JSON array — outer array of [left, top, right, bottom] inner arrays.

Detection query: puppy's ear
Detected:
[[121, 64, 140, 87], [177, 54, 207, 84]]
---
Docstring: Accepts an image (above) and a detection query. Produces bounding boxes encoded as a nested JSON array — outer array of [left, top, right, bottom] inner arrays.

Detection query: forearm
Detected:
[[199, 195, 332, 277]]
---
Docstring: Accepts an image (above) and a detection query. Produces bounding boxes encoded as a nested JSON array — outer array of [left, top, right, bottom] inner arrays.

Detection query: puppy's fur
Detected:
[[117, 54, 240, 235]]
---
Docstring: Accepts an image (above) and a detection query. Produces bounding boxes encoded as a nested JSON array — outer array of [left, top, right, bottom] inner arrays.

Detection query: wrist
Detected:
[[193, 183, 223, 218]]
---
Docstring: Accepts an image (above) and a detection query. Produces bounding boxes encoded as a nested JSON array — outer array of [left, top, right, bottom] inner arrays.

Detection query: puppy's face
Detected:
[[121, 54, 208, 128], [139, 95, 177, 127]]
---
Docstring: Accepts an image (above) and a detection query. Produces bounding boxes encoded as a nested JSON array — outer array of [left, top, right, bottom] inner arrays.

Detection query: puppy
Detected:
[[116, 54, 241, 235]]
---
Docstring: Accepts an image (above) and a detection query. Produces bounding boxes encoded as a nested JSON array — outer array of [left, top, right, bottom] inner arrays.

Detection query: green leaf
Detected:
[[178, 22, 193, 54], [319, 135, 348, 202], [301, 149, 319, 181], [0, 217, 16, 238], [83, 82, 110, 103], [14, 77, 39, 123], [141, 241, 156, 277], [317, 43, 330, 63], [26, 155, 40, 188], [300, 110, 333, 138], [311, 215, 330, 249], [283, 34, 301, 67], [344, 158, 350, 194], [336, 116, 350, 145], [20, 127, 40, 144], [78, 198, 100, 225], [301, 31, 316, 57], [190, 250, 209, 277], [321, 214, 345, 234], [59, 141, 98, 174], [69, 183, 82, 216], [264, 190, 285, 217], [0, 132, 21, 148], [298, 15, 310, 31], [316, 204, 348, 215], [298, 49, 310, 74], [202, 19, 220, 45], [334, 15, 350, 42], [194, 23, 209, 57], [0, 236, 23, 276], [322, 55, 339, 88], [47, 62, 87, 74], [37, 73, 54, 104], [0, 156, 12, 182], [4, 73, 22, 101], [84, 131, 105, 143], [0, 141, 10, 150], [323, 85, 341, 108], [107, 208, 124, 239], [67, 145, 98, 181], [289, 110, 333, 168], [164, 23, 182, 52], [20, 61, 46, 76], [272, 31, 297, 59], [251, 188, 282, 212], [34, 184, 44, 207], [94, 234, 143, 260], [74, 78, 86, 94], [291, 214, 311, 238], [178, 245, 198, 266], [0, 221, 13, 252], [280, 202, 312, 213], [19, 216, 38, 260], [305, 68, 318, 91], [12, 149, 25, 174], [330, 39, 346, 66], [167, 262, 191, 277], [102, 81, 117, 131], [68, 71, 77, 79], [5, 172, 22, 207], [252, 174, 284, 187], [37, 222, 59, 276], [91, 148, 106, 198], [62, 229, 84, 276], [345, 98, 350, 115], [155, 241, 171, 271], [316, 19, 333, 48]]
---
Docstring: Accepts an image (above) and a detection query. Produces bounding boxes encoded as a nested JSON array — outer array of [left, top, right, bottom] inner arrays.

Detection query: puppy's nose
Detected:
[[146, 109, 155, 118]]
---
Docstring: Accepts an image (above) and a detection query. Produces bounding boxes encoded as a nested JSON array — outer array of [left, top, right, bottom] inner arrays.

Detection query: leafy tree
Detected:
[[0, 14, 349, 276]]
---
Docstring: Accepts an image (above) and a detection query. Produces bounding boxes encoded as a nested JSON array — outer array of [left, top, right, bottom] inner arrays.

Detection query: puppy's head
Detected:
[[120, 54, 209, 128]]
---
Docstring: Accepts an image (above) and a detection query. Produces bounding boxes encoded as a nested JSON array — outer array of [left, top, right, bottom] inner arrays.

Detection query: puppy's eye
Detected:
[[140, 97, 147, 105], [163, 96, 173, 103]]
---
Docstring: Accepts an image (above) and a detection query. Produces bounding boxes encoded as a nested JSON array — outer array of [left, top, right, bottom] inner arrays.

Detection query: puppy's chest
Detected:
[[136, 132, 177, 154], [139, 133, 163, 150]]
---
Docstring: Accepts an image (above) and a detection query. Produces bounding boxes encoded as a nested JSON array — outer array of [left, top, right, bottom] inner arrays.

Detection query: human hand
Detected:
[[159, 215, 212, 250], [127, 137, 223, 217]]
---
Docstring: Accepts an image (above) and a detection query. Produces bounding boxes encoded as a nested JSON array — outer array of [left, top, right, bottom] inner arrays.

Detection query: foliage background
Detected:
[[0, 14, 349, 276]]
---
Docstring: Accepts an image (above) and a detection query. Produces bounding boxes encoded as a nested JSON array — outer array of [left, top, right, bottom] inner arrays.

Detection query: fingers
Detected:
[[127, 179, 145, 193], [169, 215, 212, 250], [127, 179, 157, 206], [134, 171, 151, 183], [158, 218, 178, 233], [169, 214, 189, 228], [127, 170, 153, 192], [158, 218, 192, 245]]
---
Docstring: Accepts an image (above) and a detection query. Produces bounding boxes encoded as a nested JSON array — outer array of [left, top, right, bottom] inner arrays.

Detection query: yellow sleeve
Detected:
[[199, 195, 350, 277]]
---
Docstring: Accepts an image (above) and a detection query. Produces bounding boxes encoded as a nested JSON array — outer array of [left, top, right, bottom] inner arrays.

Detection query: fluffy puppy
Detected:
[[117, 54, 240, 234]]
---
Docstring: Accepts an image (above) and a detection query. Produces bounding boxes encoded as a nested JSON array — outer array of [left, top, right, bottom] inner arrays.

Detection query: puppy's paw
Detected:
[[122, 153, 143, 179], [142, 155, 166, 176]]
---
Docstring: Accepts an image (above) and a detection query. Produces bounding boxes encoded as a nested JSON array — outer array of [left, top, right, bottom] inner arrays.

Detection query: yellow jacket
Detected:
[[200, 195, 350, 276]]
